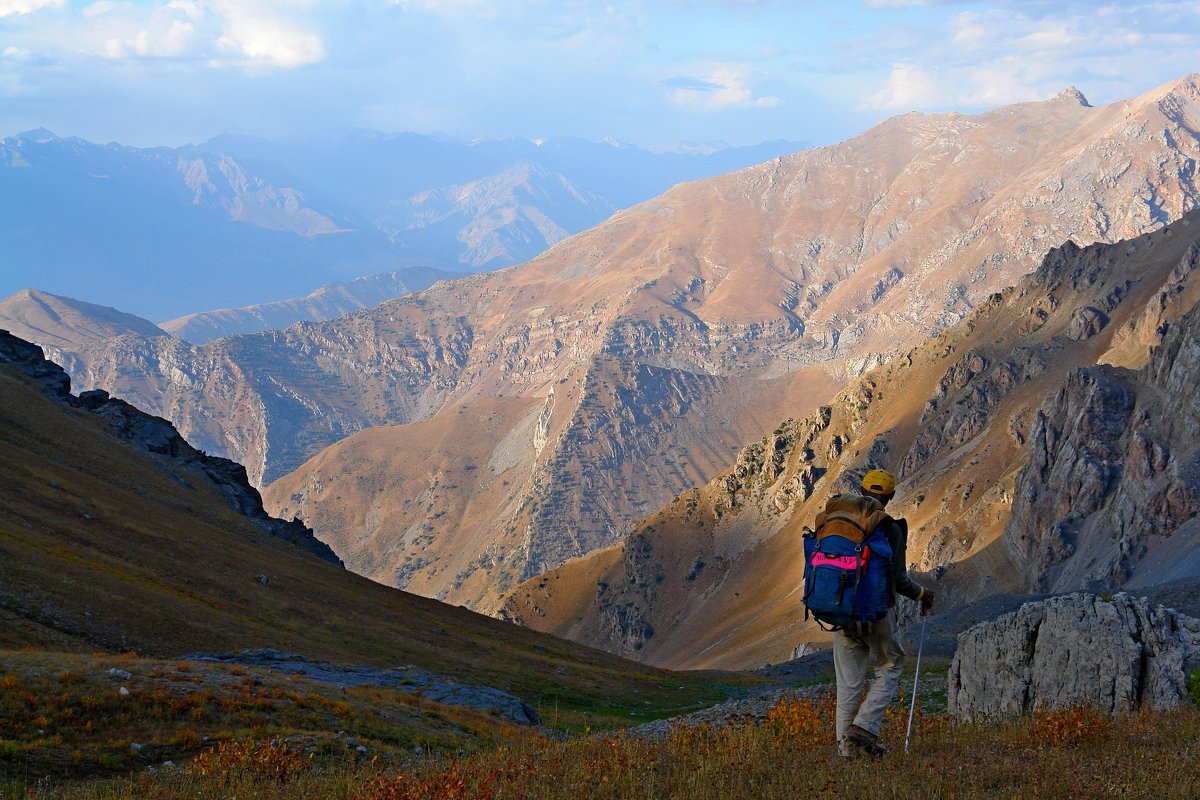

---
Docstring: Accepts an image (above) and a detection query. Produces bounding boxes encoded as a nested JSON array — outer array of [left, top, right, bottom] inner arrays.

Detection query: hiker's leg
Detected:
[[833, 629, 869, 743], [852, 612, 906, 737]]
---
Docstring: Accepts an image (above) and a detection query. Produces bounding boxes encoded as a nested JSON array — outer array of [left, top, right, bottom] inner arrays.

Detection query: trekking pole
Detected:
[[904, 613, 927, 755]]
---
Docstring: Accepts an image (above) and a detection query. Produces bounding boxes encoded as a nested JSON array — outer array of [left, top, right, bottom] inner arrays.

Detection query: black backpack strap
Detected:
[[887, 518, 908, 600]]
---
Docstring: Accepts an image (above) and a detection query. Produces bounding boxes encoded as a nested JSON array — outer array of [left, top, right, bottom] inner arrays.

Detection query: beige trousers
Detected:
[[832, 611, 906, 740]]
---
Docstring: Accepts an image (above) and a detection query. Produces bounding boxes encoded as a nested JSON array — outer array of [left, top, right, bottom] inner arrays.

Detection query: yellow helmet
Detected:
[[861, 469, 897, 496]]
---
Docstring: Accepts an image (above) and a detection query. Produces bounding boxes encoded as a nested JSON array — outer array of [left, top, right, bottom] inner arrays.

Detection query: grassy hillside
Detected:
[[0, 649, 533, 785], [0, 356, 757, 742]]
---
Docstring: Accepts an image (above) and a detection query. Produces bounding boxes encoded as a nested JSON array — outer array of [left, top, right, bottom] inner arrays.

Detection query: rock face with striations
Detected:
[[0, 329, 342, 566], [948, 593, 1200, 718]]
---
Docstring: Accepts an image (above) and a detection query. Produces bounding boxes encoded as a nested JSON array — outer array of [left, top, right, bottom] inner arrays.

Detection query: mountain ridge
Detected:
[[159, 267, 460, 343], [0, 289, 168, 348], [0, 328, 341, 565]]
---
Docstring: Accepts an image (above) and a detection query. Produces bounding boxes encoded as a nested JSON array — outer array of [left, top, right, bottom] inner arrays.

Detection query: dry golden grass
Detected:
[[11, 694, 1199, 800]]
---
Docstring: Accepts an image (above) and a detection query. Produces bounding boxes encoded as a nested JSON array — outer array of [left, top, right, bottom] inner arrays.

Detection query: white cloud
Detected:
[[152, 19, 197, 56], [82, 1, 129, 18], [0, 0, 62, 16], [388, 0, 499, 21], [90, 3, 201, 60], [70, 0, 325, 68], [855, 1, 1200, 115], [216, 13, 324, 68], [959, 62, 1041, 106], [1016, 25, 1078, 51], [203, 0, 325, 68], [166, 0, 204, 20], [862, 59, 1047, 111], [950, 13, 987, 48], [862, 62, 940, 110], [668, 64, 780, 110]]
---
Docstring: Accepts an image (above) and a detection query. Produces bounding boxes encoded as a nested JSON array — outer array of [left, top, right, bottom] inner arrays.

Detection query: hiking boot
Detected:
[[847, 725, 886, 756], [837, 737, 859, 759]]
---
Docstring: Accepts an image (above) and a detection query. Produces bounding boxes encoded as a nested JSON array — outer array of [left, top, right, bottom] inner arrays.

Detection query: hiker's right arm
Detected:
[[889, 522, 925, 602]]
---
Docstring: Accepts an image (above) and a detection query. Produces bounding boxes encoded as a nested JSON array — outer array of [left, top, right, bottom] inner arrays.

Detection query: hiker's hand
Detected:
[[920, 589, 935, 616]]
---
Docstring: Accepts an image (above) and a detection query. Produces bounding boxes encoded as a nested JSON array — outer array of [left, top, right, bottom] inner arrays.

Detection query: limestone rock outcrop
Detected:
[[948, 593, 1200, 718]]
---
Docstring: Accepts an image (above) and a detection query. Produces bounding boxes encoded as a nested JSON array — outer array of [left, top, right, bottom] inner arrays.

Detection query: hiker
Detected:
[[802, 469, 933, 758]]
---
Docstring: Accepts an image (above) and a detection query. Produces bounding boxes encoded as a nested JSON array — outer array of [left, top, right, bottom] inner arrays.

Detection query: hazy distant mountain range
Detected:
[[0, 269, 461, 348], [0, 128, 803, 320], [204, 133, 808, 271]]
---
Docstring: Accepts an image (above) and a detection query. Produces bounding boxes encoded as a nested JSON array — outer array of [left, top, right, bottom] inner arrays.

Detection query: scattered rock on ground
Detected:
[[626, 687, 829, 740], [187, 649, 541, 727]]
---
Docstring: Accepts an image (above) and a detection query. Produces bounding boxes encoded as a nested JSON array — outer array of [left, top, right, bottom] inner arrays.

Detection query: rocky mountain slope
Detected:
[[158, 267, 458, 343], [0, 329, 735, 727], [29, 75, 1200, 614], [500, 210, 1200, 669]]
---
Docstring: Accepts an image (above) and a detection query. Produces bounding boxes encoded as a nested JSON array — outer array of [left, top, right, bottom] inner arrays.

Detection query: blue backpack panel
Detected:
[[803, 494, 894, 632]]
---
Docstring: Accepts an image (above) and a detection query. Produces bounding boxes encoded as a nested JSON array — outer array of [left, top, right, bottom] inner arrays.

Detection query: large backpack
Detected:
[[802, 493, 894, 634]]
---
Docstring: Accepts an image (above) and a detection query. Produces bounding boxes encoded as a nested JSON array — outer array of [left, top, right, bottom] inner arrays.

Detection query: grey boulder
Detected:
[[948, 592, 1200, 718]]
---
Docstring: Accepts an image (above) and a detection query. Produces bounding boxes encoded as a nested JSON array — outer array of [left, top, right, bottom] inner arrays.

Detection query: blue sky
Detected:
[[1, 0, 1198, 148]]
